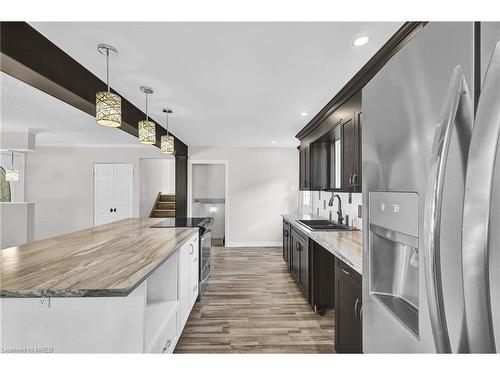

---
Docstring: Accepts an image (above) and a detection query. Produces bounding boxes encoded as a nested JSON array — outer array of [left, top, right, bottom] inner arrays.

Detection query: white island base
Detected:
[[0, 232, 199, 353]]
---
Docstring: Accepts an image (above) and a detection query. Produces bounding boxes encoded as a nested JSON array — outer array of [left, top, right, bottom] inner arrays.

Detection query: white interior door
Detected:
[[114, 164, 133, 221], [94, 164, 115, 226], [94, 163, 133, 226]]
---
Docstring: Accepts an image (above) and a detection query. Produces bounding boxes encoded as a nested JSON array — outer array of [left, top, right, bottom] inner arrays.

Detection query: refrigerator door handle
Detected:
[[462, 41, 500, 353], [423, 65, 473, 353]]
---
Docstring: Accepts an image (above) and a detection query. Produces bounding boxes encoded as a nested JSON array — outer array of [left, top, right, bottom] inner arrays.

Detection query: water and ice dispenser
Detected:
[[369, 192, 419, 336]]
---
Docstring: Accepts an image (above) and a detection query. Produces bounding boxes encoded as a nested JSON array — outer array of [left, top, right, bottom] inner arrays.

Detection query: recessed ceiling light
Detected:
[[271, 141, 277, 144], [353, 36, 370, 47], [300, 112, 308, 117]]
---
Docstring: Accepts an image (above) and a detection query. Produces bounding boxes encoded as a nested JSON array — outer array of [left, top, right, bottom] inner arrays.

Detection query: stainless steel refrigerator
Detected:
[[362, 22, 500, 353]]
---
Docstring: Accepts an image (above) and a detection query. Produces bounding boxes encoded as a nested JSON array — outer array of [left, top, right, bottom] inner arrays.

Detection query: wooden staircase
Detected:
[[149, 193, 176, 218]]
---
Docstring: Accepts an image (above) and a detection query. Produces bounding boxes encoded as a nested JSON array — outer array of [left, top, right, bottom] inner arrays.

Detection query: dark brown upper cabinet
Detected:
[[299, 92, 361, 192], [341, 110, 362, 192], [295, 23, 425, 193], [299, 146, 310, 191]]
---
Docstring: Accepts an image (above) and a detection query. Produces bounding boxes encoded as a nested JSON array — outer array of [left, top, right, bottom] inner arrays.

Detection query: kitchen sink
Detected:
[[298, 219, 354, 231]]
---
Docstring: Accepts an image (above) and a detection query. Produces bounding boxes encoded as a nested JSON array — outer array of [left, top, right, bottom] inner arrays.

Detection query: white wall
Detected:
[[139, 158, 175, 218], [189, 147, 298, 247], [26, 146, 175, 241]]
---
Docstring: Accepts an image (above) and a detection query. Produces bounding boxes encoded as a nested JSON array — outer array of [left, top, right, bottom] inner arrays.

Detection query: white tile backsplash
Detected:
[[309, 191, 362, 227]]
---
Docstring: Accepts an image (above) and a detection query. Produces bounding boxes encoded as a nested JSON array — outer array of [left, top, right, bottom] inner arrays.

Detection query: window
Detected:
[[301, 191, 312, 214]]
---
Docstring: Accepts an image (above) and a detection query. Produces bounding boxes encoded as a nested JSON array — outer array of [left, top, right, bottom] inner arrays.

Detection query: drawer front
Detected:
[[149, 308, 179, 354]]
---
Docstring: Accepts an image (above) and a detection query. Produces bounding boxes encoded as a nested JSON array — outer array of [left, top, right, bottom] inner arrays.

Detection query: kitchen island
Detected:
[[0, 219, 200, 353]]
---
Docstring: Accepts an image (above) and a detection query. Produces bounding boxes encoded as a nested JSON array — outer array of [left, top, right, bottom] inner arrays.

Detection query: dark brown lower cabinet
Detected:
[[335, 258, 362, 353], [282, 220, 291, 267], [290, 227, 309, 301], [310, 241, 335, 314]]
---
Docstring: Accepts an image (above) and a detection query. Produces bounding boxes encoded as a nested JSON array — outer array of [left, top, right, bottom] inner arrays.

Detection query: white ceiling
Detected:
[[1, 72, 151, 147], [26, 22, 402, 147]]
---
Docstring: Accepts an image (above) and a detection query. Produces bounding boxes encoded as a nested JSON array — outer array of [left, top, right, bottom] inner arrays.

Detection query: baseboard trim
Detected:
[[225, 242, 282, 248]]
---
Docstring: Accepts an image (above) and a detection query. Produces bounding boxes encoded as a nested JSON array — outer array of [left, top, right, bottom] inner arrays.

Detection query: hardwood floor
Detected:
[[175, 246, 335, 353]]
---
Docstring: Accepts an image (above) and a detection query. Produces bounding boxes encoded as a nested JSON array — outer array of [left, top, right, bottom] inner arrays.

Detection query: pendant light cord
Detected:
[[106, 49, 110, 92], [166, 112, 169, 136], [11, 150, 14, 167], [145, 92, 149, 121]]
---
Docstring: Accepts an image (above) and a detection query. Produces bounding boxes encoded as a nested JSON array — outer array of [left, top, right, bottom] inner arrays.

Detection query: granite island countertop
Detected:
[[282, 213, 363, 274], [0, 218, 198, 298]]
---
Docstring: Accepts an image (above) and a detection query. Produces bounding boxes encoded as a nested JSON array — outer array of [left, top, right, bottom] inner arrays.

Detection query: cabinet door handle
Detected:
[[113, 208, 117, 212], [353, 173, 357, 185], [193, 286, 197, 292], [110, 208, 113, 213], [340, 266, 351, 276], [296, 242, 301, 251], [284, 229, 289, 237], [193, 257, 198, 262], [189, 245, 194, 254], [355, 298, 360, 320]]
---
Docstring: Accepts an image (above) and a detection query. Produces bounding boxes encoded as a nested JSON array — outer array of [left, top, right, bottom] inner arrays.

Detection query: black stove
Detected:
[[150, 217, 214, 235]]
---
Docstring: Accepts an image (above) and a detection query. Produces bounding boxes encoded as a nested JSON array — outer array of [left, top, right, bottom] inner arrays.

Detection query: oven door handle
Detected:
[[201, 229, 212, 240]]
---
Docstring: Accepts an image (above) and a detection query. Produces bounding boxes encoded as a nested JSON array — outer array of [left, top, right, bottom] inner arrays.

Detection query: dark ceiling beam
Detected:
[[296, 21, 426, 140], [0, 21, 188, 156]]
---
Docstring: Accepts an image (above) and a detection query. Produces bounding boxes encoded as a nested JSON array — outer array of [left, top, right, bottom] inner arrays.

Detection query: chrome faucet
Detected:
[[328, 194, 343, 224]]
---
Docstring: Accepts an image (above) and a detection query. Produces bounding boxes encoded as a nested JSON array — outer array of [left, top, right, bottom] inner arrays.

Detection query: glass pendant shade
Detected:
[[96, 91, 122, 127], [5, 168, 19, 182], [138, 120, 156, 144], [161, 135, 175, 154]]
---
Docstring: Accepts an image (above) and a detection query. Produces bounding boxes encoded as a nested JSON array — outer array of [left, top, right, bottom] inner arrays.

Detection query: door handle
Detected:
[[354, 298, 361, 320], [340, 266, 351, 276], [462, 41, 500, 353], [162, 339, 171, 353], [423, 65, 473, 353]]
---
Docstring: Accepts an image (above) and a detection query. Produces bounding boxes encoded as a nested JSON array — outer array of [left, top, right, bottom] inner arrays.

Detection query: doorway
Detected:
[[139, 158, 175, 218], [93, 163, 133, 226], [188, 161, 228, 246]]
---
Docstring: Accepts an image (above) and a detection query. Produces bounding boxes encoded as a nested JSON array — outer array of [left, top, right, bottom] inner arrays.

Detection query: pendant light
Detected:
[[138, 86, 156, 144], [95, 44, 121, 127], [161, 108, 175, 154], [5, 150, 19, 182]]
